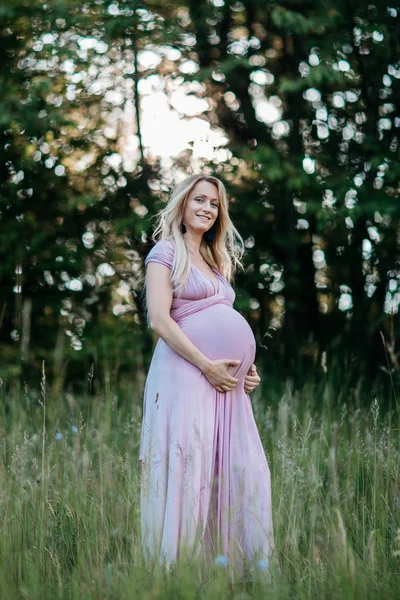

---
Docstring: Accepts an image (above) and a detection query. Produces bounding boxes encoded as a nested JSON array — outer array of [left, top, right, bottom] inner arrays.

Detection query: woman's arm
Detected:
[[146, 262, 240, 392]]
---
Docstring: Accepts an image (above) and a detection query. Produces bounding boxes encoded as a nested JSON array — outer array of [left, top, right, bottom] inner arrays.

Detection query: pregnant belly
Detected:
[[179, 304, 256, 380]]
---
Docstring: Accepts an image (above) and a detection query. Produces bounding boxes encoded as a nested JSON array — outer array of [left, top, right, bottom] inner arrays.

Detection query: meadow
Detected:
[[0, 364, 399, 600]]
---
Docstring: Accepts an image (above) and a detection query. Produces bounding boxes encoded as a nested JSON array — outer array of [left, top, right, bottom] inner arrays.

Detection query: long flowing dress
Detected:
[[139, 238, 274, 578]]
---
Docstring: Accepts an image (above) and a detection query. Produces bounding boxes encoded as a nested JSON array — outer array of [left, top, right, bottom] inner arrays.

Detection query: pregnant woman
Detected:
[[139, 174, 274, 580]]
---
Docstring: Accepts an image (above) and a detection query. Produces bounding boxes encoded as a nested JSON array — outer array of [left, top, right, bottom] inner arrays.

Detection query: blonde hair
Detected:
[[150, 174, 245, 293]]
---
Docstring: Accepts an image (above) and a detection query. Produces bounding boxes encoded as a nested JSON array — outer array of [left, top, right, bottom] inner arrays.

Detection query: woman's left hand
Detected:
[[244, 363, 261, 394]]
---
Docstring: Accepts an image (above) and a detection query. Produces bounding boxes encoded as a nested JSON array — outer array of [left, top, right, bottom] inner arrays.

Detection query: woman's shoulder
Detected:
[[150, 237, 175, 255], [145, 237, 175, 268]]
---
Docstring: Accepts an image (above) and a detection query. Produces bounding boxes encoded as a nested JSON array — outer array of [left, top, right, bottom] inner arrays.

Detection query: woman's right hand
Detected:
[[202, 359, 241, 393]]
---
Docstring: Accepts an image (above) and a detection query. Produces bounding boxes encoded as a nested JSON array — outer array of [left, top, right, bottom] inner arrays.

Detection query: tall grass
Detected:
[[0, 366, 399, 599]]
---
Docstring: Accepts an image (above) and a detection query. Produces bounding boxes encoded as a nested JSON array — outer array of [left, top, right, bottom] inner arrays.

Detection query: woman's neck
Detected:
[[184, 232, 203, 256]]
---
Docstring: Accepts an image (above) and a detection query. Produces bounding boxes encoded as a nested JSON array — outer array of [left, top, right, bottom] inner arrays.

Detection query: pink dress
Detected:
[[139, 238, 274, 577]]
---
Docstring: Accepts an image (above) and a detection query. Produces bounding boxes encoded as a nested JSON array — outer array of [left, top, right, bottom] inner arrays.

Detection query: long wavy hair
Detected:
[[150, 174, 245, 294]]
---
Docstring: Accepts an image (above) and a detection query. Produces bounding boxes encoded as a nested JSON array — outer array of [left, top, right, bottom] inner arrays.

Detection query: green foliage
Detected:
[[0, 0, 399, 391], [271, 6, 324, 36]]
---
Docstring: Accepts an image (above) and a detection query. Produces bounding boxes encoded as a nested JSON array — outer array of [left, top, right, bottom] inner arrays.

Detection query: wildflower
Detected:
[[55, 432, 64, 440], [71, 425, 78, 434], [214, 554, 229, 567], [256, 559, 269, 571]]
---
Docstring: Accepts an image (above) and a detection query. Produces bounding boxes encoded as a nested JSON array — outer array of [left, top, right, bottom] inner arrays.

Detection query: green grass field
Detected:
[[0, 366, 399, 599]]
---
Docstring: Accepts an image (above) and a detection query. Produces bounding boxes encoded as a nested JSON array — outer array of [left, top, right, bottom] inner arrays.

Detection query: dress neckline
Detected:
[[191, 264, 220, 294]]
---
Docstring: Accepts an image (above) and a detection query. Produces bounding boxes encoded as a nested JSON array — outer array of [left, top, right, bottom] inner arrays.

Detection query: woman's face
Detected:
[[182, 180, 219, 235]]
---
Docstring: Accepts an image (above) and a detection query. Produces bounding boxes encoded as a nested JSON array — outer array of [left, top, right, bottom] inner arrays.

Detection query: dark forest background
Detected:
[[1, 0, 399, 404]]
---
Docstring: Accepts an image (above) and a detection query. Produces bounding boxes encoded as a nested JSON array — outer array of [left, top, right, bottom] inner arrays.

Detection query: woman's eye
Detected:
[[194, 197, 218, 208]]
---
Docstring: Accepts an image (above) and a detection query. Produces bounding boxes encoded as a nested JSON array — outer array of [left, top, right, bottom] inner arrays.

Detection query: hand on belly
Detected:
[[181, 304, 256, 387], [202, 358, 242, 393]]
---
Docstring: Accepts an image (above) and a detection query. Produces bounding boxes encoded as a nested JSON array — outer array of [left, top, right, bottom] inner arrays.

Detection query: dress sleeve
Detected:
[[144, 239, 175, 270]]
